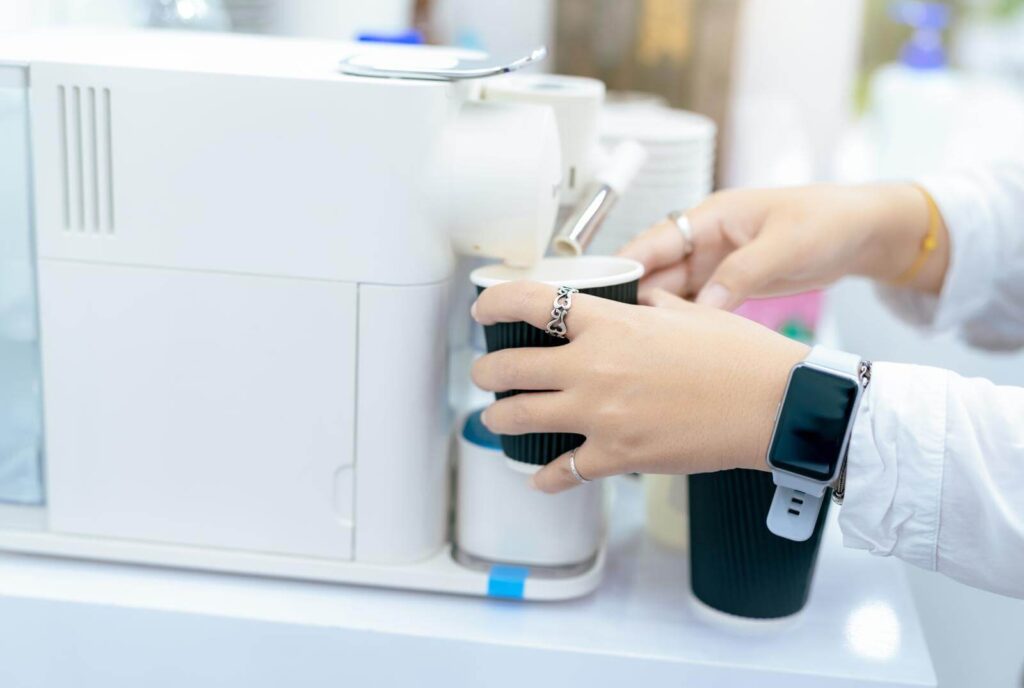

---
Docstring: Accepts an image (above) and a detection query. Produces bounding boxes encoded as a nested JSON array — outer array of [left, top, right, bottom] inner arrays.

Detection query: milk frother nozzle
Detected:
[[552, 140, 647, 256]]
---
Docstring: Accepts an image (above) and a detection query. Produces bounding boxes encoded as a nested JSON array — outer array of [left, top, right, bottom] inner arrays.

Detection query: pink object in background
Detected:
[[734, 291, 823, 343]]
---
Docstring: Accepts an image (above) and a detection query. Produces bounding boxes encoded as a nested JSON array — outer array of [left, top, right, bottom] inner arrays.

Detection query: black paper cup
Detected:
[[688, 468, 830, 619], [470, 256, 643, 466]]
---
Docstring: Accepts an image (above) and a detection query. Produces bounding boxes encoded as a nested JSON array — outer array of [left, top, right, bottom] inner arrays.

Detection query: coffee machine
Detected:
[[0, 29, 616, 599]]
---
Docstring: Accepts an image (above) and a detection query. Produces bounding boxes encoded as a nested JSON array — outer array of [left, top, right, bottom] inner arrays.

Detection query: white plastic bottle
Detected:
[[870, 1, 959, 179]]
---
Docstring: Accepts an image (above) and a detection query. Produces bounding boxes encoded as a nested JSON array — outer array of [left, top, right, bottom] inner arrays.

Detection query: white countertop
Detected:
[[0, 477, 935, 688]]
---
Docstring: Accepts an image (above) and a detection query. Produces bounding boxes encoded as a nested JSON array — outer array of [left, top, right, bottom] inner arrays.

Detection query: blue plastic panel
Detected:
[[487, 565, 529, 600]]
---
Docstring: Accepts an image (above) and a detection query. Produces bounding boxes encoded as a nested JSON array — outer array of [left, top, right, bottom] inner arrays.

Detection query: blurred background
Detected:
[[2, 1, 1023, 685]]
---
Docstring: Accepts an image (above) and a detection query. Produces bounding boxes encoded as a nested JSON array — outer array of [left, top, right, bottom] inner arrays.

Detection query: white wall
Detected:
[[0, 0, 144, 31], [0, 0, 56, 31], [725, 0, 864, 187], [432, 0, 553, 58]]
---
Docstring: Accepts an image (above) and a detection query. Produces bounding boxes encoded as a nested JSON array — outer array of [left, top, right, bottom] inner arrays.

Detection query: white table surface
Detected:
[[0, 477, 935, 688]]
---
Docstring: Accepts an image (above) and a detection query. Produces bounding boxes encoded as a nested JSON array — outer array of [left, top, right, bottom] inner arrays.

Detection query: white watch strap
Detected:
[[766, 345, 861, 542], [767, 486, 825, 542], [805, 345, 861, 374]]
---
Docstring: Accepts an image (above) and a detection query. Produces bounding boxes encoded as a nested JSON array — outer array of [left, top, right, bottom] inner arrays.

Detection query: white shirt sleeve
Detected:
[[839, 161, 1024, 597], [840, 362, 1024, 598], [878, 160, 1024, 348]]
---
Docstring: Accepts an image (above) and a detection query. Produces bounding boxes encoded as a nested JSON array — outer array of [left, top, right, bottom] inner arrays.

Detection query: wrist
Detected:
[[743, 338, 810, 472], [851, 183, 931, 283]]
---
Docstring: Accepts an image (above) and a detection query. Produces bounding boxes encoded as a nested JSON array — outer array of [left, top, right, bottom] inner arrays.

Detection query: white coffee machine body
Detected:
[[0, 30, 603, 599]]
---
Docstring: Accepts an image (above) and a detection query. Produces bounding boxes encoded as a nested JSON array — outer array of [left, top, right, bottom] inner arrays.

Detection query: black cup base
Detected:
[[688, 469, 830, 619]]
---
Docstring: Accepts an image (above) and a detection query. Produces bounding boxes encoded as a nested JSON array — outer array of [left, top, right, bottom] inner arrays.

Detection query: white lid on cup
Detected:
[[470, 256, 644, 290]]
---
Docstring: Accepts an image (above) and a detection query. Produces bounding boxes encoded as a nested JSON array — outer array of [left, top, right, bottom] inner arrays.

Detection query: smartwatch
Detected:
[[765, 346, 869, 541]]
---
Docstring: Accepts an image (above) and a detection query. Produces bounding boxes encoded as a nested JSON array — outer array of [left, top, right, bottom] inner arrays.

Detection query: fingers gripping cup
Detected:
[[470, 256, 643, 466]]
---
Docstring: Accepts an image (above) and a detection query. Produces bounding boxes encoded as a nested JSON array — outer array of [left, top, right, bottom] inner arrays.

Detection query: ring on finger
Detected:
[[545, 285, 579, 339], [569, 446, 591, 484], [667, 210, 695, 257]]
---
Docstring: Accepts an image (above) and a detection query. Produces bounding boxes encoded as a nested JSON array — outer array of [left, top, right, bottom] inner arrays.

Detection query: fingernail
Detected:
[[470, 300, 479, 321], [696, 283, 731, 310], [479, 407, 490, 428], [527, 473, 541, 491]]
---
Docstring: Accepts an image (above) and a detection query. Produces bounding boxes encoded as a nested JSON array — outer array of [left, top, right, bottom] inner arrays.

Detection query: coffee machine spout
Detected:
[[437, 101, 562, 267]]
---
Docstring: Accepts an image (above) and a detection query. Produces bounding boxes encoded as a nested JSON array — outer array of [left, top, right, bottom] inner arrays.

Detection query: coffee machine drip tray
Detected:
[[0, 528, 605, 601]]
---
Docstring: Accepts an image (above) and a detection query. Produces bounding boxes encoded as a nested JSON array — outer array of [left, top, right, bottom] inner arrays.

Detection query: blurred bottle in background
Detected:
[[866, 1, 1024, 179], [870, 1, 958, 177], [147, 0, 231, 31], [259, 0, 413, 40]]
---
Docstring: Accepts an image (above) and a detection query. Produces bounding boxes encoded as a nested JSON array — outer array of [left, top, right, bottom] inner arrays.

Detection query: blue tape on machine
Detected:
[[487, 565, 529, 599]]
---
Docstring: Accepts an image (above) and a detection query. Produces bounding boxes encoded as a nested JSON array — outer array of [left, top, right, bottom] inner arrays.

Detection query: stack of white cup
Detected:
[[588, 105, 717, 256]]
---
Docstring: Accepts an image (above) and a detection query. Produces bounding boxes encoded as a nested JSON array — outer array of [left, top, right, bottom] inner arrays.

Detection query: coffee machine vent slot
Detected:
[[58, 85, 115, 234]]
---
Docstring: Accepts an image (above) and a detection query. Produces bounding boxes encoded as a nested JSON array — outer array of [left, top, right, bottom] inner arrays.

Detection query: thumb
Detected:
[[695, 232, 789, 310]]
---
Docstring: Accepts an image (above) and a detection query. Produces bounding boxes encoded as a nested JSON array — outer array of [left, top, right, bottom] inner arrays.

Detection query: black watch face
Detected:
[[768, 365, 860, 481]]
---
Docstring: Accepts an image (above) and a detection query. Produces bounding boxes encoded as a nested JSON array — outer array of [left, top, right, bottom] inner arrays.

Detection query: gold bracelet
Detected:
[[892, 184, 940, 286]]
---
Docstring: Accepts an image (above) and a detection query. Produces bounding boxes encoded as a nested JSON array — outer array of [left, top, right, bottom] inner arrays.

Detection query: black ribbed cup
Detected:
[[688, 469, 829, 618], [472, 258, 641, 466]]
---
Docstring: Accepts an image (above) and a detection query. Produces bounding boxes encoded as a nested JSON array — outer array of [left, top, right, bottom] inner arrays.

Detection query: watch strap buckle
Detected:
[[767, 486, 824, 542]]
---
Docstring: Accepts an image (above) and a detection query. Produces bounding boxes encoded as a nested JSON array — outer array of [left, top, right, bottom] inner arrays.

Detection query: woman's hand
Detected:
[[471, 283, 809, 493], [619, 184, 948, 310]]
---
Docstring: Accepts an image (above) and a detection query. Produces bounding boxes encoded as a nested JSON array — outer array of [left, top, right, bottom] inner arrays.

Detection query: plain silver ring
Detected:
[[667, 210, 695, 257], [569, 447, 590, 484]]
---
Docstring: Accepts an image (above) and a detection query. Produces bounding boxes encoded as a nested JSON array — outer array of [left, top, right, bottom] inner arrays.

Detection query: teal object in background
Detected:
[[779, 318, 814, 344], [462, 410, 502, 451], [455, 30, 485, 51]]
